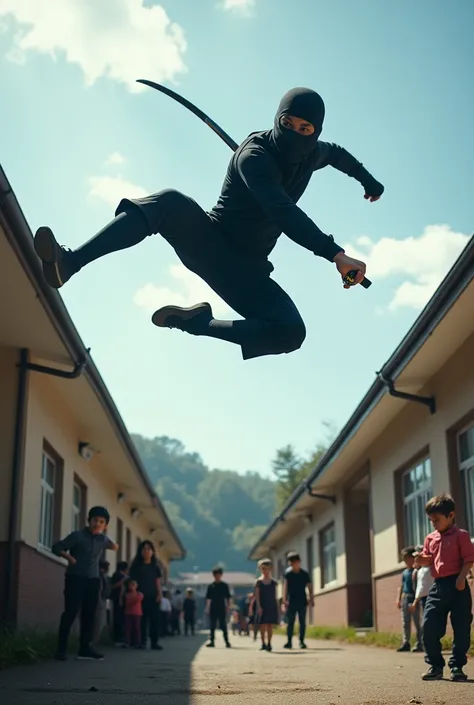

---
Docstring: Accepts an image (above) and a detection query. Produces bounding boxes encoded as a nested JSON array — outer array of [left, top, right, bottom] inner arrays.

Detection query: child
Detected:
[[110, 561, 128, 646], [410, 544, 434, 620], [415, 493, 474, 681], [282, 552, 312, 649], [247, 592, 258, 641], [160, 590, 172, 637], [183, 588, 197, 636], [205, 567, 231, 648], [52, 506, 118, 661], [395, 546, 423, 652], [123, 579, 144, 648], [129, 541, 163, 650], [92, 560, 111, 647], [171, 589, 183, 635], [255, 559, 279, 652]]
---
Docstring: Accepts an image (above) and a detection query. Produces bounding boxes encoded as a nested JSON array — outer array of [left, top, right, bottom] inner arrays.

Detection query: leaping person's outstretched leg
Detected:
[[35, 189, 306, 360]]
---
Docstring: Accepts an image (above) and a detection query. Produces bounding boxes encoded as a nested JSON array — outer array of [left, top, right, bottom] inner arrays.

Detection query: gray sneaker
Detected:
[[34, 226, 77, 289]]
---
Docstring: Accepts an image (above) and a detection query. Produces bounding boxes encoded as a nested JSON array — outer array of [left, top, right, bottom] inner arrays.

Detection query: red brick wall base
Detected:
[[313, 586, 348, 626], [0, 541, 67, 631], [16, 542, 66, 630]]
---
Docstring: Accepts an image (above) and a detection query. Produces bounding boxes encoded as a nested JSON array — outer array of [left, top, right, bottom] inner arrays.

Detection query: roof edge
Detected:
[[0, 166, 186, 559]]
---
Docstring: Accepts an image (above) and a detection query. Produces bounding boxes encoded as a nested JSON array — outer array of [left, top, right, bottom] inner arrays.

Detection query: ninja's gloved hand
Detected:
[[361, 174, 384, 202]]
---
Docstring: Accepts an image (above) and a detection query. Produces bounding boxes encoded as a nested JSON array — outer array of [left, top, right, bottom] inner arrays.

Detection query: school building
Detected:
[[249, 235, 474, 633], [0, 165, 186, 631]]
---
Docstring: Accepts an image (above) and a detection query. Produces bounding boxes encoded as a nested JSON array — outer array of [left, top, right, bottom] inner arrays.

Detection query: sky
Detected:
[[0, 0, 473, 477]]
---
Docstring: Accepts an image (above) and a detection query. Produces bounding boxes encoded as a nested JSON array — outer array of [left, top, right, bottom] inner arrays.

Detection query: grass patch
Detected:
[[275, 625, 474, 656], [0, 628, 78, 670]]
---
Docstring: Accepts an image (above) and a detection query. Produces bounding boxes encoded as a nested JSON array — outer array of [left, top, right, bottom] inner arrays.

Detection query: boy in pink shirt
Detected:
[[123, 580, 144, 648], [414, 493, 474, 682]]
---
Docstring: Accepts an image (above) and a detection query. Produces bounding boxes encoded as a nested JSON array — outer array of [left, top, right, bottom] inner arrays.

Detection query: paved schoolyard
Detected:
[[0, 633, 472, 704]]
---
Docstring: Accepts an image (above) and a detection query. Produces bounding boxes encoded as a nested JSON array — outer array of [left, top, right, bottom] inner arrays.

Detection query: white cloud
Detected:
[[134, 264, 232, 317], [0, 0, 187, 91], [88, 175, 148, 207], [345, 225, 471, 311], [105, 152, 126, 167], [218, 0, 256, 16]]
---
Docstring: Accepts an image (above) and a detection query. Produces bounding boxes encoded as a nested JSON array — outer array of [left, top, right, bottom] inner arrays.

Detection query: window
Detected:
[[72, 476, 87, 531], [458, 424, 474, 535], [402, 456, 432, 547], [320, 523, 336, 586], [117, 518, 124, 562], [39, 444, 63, 550]]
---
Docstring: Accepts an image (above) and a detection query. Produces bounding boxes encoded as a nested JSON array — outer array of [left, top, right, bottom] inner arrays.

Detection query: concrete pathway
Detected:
[[0, 633, 472, 704]]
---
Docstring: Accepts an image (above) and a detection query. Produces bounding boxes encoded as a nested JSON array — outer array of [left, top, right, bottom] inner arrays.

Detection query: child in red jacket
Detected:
[[123, 579, 144, 648]]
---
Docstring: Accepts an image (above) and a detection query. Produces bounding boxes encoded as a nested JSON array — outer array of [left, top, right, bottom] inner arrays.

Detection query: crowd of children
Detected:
[[51, 493, 473, 684]]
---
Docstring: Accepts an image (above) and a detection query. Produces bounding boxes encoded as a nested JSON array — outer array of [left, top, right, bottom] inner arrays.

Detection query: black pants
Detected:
[[210, 611, 229, 643], [112, 601, 125, 643], [57, 575, 100, 653], [112, 191, 306, 360], [287, 603, 307, 644], [184, 615, 195, 635], [422, 575, 473, 669], [141, 597, 160, 647]]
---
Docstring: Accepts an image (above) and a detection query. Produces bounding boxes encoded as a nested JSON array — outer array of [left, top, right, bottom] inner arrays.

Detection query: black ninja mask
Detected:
[[271, 87, 325, 163]]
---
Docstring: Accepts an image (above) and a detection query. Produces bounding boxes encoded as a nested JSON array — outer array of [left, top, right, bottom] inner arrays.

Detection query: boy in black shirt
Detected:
[[205, 568, 231, 648], [52, 506, 118, 661], [282, 552, 313, 649]]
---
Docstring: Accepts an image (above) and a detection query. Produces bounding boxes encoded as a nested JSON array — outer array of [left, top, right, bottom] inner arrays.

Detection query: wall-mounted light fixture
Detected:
[[131, 508, 142, 520], [150, 528, 156, 537], [78, 442, 96, 462], [117, 492, 125, 504]]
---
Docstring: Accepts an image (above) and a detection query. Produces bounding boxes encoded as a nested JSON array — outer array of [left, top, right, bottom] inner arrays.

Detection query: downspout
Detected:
[[4, 348, 29, 627]]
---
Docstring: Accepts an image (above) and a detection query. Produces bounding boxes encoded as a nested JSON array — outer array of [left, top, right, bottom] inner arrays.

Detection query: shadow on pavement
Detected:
[[0, 633, 208, 705]]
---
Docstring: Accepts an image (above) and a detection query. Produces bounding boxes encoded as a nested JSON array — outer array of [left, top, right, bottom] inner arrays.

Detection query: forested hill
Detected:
[[131, 434, 276, 574]]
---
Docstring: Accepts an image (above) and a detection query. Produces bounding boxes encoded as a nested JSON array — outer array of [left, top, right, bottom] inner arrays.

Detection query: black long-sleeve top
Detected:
[[209, 131, 372, 262]]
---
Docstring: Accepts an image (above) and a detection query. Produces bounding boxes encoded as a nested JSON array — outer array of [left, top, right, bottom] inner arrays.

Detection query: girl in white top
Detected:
[[410, 546, 434, 613]]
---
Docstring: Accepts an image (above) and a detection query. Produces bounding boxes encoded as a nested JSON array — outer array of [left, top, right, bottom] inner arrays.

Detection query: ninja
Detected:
[[34, 87, 384, 361]]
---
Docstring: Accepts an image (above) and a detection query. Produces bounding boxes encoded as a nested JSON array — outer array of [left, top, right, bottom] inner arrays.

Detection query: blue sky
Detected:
[[1, 0, 473, 476]]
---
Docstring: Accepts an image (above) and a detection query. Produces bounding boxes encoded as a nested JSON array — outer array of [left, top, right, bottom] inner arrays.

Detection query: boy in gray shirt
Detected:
[[52, 506, 118, 661]]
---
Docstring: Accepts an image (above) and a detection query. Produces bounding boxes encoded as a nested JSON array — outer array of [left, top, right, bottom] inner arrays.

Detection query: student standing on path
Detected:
[[110, 561, 128, 646], [415, 493, 474, 682], [183, 588, 197, 636], [205, 568, 232, 648], [92, 560, 111, 647], [396, 546, 423, 652], [129, 540, 163, 650], [255, 559, 279, 652], [123, 580, 144, 648], [52, 506, 118, 661], [409, 544, 435, 645], [282, 552, 313, 649]]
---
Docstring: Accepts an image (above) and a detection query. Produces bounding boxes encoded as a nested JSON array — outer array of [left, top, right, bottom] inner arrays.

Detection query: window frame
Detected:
[[394, 448, 432, 554], [319, 521, 337, 588], [72, 475, 87, 532], [38, 441, 63, 551], [457, 422, 474, 535]]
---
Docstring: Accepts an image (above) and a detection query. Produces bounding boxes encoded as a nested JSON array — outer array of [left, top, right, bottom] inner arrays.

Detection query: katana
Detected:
[[136, 79, 371, 289], [136, 79, 239, 152]]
